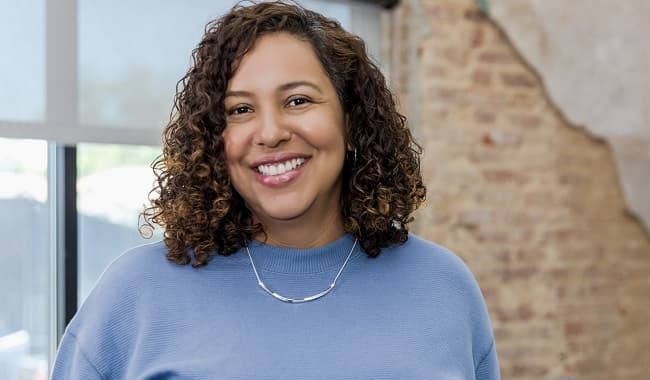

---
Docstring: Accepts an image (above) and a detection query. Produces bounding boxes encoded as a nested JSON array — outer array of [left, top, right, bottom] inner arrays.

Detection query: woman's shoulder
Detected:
[[397, 233, 495, 351], [397, 233, 473, 274], [388, 233, 486, 303], [402, 235, 498, 377], [107, 239, 171, 273], [57, 241, 177, 374], [101, 240, 208, 283], [68, 242, 173, 321]]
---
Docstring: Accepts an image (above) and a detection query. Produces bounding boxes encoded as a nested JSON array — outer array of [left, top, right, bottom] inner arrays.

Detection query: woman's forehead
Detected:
[[226, 32, 332, 94]]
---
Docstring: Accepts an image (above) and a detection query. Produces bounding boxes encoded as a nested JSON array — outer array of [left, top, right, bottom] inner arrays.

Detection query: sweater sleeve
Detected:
[[51, 331, 105, 380], [475, 340, 500, 380], [49, 244, 154, 380]]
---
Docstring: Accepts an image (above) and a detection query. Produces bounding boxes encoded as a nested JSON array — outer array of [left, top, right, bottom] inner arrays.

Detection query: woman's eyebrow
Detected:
[[278, 81, 323, 94], [225, 81, 323, 99], [225, 90, 254, 99]]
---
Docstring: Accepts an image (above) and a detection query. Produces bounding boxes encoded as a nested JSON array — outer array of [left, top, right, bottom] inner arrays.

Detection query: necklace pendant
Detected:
[[246, 238, 359, 303]]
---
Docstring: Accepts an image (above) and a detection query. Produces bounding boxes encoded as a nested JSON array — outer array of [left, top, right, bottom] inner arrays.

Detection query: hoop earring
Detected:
[[346, 149, 357, 166]]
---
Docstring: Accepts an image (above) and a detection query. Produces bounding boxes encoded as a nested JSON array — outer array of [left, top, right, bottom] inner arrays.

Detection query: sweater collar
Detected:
[[243, 233, 361, 274]]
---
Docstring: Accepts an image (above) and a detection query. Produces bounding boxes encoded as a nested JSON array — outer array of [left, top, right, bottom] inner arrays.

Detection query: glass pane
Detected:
[[77, 143, 163, 302], [0, 1, 45, 122], [304, 0, 351, 26], [78, 0, 349, 130], [0, 138, 49, 379]]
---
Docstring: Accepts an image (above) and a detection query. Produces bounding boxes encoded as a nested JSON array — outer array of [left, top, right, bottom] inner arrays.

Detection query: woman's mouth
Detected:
[[254, 157, 308, 187], [256, 157, 306, 176]]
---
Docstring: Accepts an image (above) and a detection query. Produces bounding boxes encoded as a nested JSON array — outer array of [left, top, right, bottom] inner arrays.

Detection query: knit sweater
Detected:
[[51, 233, 500, 379]]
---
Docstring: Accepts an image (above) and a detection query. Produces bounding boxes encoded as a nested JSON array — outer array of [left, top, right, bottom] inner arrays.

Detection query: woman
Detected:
[[52, 2, 499, 379]]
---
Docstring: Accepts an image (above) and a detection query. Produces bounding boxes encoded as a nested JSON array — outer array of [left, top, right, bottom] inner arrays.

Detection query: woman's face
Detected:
[[222, 32, 347, 227]]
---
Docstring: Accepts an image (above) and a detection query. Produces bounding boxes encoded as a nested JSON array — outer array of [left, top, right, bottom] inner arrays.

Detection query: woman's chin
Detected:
[[253, 203, 310, 224]]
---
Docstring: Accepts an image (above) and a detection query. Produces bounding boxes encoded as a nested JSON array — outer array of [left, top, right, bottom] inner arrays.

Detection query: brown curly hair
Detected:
[[140, 1, 426, 267]]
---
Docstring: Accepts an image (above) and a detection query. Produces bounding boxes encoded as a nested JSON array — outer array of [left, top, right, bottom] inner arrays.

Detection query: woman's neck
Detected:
[[253, 209, 345, 248]]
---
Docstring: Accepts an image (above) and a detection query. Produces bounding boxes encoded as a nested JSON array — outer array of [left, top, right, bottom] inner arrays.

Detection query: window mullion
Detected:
[[46, 0, 78, 363]]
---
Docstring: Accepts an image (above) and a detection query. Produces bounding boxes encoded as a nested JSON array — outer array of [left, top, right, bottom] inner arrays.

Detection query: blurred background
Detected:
[[0, 0, 648, 379]]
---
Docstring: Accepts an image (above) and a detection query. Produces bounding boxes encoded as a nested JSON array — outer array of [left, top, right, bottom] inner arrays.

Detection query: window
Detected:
[[0, 138, 49, 379], [0, 1, 46, 123], [77, 143, 162, 302]]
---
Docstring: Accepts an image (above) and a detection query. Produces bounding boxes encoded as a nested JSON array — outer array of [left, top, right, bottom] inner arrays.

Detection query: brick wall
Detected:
[[384, 1, 650, 379]]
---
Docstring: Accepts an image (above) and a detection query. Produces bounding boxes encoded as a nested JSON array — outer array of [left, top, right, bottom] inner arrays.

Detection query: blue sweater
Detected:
[[52, 234, 500, 379]]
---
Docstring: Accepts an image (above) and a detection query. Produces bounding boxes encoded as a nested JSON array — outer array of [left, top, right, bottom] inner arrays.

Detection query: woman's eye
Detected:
[[228, 105, 252, 115], [287, 97, 310, 107]]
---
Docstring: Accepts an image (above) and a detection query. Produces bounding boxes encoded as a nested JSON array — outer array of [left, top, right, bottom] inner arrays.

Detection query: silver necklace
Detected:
[[245, 238, 359, 303]]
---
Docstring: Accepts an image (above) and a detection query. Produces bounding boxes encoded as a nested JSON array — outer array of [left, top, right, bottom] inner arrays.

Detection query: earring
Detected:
[[346, 148, 357, 165]]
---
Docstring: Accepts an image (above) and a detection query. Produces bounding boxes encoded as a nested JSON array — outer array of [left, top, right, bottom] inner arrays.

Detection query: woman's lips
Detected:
[[255, 159, 307, 187], [251, 153, 310, 168]]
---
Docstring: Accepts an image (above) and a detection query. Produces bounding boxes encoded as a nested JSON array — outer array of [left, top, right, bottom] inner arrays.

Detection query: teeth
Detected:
[[257, 158, 305, 176]]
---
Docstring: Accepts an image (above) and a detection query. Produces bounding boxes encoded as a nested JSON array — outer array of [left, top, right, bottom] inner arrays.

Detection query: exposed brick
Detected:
[[514, 248, 544, 261], [480, 286, 498, 301], [492, 249, 511, 263], [501, 72, 538, 88], [495, 266, 539, 281], [564, 321, 585, 336], [478, 50, 515, 64], [496, 346, 535, 360], [482, 169, 528, 184], [474, 109, 496, 123], [438, 46, 469, 66], [424, 4, 459, 22], [458, 209, 494, 228], [482, 129, 522, 146], [508, 364, 549, 378], [493, 326, 511, 340], [523, 191, 554, 205], [471, 27, 485, 47], [472, 69, 492, 86], [389, 1, 650, 379], [426, 65, 447, 78], [473, 230, 510, 244], [464, 9, 486, 22], [429, 212, 451, 224], [429, 87, 462, 101], [507, 113, 542, 128], [548, 267, 569, 279], [496, 304, 534, 322]]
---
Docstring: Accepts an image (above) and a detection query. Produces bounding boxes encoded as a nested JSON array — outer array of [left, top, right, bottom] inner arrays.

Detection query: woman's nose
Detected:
[[254, 107, 291, 148]]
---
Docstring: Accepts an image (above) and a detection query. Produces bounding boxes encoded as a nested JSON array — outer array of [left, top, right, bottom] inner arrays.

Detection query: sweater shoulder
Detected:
[[66, 241, 170, 332], [61, 241, 173, 374], [107, 239, 171, 273], [397, 234, 496, 369], [397, 233, 476, 280], [94, 240, 192, 288], [397, 233, 484, 298]]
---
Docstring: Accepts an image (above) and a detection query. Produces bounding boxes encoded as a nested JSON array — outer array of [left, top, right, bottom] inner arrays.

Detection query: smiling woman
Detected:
[[51, 2, 500, 379], [223, 33, 348, 247], [142, 1, 427, 266]]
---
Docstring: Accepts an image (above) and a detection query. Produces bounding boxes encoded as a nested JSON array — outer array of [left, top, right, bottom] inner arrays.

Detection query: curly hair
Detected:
[[140, 0, 426, 267]]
